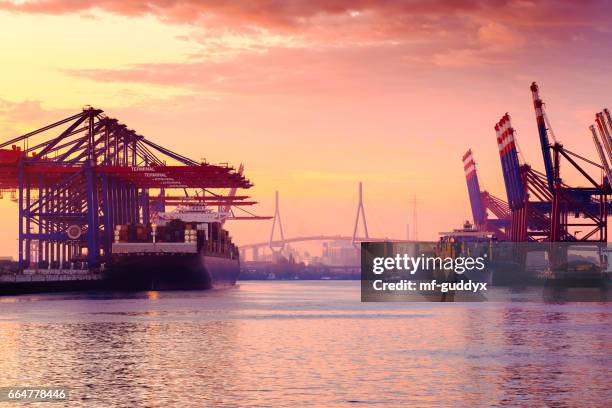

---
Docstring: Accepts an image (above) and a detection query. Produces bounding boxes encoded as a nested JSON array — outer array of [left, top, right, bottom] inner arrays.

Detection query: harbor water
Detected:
[[0, 281, 610, 407]]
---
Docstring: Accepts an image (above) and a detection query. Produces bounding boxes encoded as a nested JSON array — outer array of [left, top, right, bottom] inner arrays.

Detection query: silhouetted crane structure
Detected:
[[463, 82, 611, 247], [462, 149, 510, 239], [0, 108, 261, 270]]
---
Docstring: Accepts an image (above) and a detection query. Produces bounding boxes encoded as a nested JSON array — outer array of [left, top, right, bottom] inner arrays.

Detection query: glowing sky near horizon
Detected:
[[0, 0, 611, 255]]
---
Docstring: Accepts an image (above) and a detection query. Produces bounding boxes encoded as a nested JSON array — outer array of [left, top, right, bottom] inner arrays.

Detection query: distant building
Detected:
[[322, 241, 359, 266]]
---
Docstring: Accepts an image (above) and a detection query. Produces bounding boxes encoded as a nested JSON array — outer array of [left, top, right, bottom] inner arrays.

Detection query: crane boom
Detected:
[[495, 113, 525, 209], [530, 82, 555, 192], [589, 125, 612, 185], [463, 150, 486, 226], [596, 112, 612, 163]]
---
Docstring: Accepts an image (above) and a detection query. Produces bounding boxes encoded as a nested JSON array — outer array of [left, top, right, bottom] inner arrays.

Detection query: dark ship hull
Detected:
[[107, 252, 240, 291], [0, 254, 239, 295], [1, 219, 241, 295]]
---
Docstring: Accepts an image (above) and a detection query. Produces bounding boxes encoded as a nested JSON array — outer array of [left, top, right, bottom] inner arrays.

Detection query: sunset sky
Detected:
[[0, 0, 611, 254]]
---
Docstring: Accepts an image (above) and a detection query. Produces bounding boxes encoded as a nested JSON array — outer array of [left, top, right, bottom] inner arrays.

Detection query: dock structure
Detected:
[[462, 82, 612, 275], [464, 82, 612, 246], [0, 108, 259, 272], [0, 267, 104, 295], [1, 269, 103, 283]]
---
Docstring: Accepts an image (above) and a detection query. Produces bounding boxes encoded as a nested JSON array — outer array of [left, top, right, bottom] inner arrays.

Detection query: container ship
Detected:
[[0, 206, 244, 295], [108, 208, 241, 290]]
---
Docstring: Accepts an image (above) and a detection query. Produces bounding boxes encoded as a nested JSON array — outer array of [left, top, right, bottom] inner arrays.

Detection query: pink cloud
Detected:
[[0, 1, 607, 37], [65, 45, 430, 95], [3, 1, 607, 82]]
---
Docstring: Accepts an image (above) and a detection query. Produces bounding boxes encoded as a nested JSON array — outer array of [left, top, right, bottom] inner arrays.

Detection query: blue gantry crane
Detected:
[[0, 108, 257, 270]]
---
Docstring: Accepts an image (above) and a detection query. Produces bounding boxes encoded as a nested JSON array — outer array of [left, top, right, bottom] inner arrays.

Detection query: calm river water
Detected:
[[0, 281, 610, 407]]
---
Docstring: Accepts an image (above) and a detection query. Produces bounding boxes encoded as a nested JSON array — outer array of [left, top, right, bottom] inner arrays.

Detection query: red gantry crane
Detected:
[[0, 108, 268, 270]]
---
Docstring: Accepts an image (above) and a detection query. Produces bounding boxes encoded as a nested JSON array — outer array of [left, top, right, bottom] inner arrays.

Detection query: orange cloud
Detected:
[[5, 0, 597, 97], [0, 99, 71, 134]]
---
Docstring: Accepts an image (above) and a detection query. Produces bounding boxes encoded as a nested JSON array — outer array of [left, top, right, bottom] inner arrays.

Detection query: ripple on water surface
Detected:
[[0, 281, 610, 407]]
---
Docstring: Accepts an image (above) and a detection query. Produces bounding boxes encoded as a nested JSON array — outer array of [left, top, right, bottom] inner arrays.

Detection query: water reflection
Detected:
[[0, 282, 609, 407]]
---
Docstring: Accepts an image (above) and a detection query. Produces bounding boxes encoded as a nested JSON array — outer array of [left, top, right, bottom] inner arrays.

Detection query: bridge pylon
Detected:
[[269, 191, 285, 255], [352, 182, 369, 246]]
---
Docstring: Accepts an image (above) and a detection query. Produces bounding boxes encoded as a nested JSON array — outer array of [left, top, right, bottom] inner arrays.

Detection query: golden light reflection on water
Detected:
[[0, 282, 609, 407], [146, 291, 160, 301]]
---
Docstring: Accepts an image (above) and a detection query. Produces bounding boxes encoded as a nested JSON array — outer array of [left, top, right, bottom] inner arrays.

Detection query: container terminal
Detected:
[[0, 108, 268, 294], [456, 82, 612, 286], [1, 82, 612, 294]]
